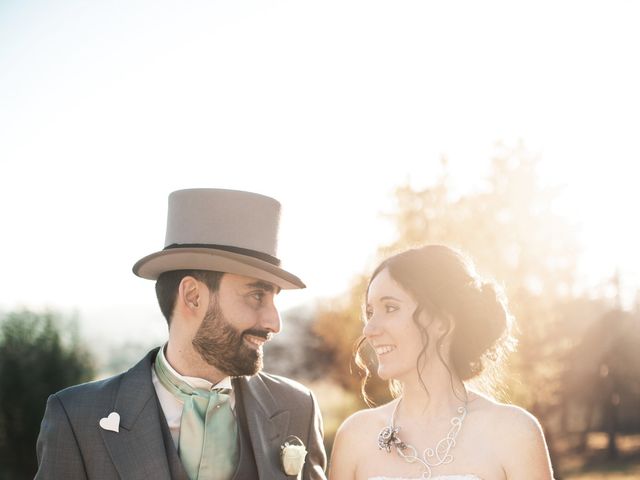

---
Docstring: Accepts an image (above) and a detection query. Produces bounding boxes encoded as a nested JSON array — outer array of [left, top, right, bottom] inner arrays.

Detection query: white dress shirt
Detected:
[[151, 347, 235, 449]]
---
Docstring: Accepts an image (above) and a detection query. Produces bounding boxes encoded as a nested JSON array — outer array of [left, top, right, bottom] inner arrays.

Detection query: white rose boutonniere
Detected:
[[280, 435, 307, 476]]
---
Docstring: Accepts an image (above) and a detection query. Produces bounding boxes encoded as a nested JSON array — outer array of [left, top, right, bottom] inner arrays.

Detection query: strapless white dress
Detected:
[[369, 476, 483, 480]]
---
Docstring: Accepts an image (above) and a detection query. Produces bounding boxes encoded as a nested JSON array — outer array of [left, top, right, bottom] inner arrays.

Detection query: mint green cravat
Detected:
[[154, 349, 239, 480]]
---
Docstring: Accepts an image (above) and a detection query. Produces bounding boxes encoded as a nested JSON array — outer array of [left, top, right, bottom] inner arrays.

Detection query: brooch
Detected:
[[377, 425, 406, 452]]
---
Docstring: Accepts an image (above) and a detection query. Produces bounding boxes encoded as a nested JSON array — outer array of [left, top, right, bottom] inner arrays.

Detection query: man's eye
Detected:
[[251, 292, 265, 301]]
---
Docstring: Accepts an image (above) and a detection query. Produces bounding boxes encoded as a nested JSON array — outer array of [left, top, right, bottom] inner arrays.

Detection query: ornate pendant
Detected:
[[376, 399, 468, 480], [377, 425, 405, 452]]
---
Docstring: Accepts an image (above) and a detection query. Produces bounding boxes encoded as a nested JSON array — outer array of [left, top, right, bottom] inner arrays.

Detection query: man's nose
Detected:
[[261, 298, 281, 334]]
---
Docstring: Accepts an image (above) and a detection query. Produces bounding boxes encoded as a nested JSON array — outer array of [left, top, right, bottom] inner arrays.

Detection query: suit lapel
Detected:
[[236, 375, 290, 480], [100, 349, 172, 480]]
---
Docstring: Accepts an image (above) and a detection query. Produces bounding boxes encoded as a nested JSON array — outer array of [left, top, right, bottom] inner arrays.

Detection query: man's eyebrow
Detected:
[[246, 281, 280, 294]]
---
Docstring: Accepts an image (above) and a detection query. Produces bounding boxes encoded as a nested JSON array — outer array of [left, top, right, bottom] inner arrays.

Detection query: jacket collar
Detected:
[[100, 348, 172, 480], [235, 374, 291, 479]]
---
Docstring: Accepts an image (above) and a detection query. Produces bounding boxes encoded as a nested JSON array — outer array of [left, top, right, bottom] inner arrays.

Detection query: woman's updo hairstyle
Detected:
[[369, 244, 515, 382]]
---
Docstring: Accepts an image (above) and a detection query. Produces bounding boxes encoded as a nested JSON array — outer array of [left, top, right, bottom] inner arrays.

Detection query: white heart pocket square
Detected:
[[99, 412, 120, 433]]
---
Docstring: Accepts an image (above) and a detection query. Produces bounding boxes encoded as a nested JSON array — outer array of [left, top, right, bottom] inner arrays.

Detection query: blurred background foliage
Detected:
[[1, 144, 638, 478], [0, 310, 94, 480], [276, 143, 640, 478]]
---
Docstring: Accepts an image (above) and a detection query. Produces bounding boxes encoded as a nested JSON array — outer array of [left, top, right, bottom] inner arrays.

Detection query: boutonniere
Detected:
[[280, 435, 307, 476]]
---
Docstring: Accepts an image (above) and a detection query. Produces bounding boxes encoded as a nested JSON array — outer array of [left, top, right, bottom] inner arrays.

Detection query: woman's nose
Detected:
[[363, 315, 381, 338]]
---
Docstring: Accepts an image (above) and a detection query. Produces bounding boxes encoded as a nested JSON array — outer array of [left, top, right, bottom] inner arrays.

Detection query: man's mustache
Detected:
[[243, 329, 273, 341]]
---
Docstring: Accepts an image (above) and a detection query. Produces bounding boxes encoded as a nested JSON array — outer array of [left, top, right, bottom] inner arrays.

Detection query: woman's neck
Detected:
[[396, 361, 467, 420]]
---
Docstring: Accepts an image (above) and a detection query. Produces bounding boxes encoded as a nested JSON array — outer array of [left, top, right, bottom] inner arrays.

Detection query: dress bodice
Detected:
[[369, 476, 483, 480]]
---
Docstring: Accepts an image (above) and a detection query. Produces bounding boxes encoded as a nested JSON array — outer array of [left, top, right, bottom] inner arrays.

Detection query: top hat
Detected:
[[132, 188, 305, 289]]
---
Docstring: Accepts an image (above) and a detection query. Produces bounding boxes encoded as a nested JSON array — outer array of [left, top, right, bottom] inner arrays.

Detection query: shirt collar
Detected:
[[160, 344, 233, 392]]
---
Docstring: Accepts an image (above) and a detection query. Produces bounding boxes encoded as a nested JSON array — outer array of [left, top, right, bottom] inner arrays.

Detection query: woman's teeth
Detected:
[[374, 345, 395, 355]]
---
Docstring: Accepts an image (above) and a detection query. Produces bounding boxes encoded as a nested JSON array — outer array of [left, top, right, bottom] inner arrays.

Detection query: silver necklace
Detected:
[[377, 398, 468, 480]]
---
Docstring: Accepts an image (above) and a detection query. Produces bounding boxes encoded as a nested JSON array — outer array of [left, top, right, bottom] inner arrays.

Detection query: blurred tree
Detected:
[[0, 310, 94, 480], [564, 308, 640, 459], [553, 295, 610, 438], [264, 304, 334, 382], [313, 142, 583, 471], [317, 142, 578, 392]]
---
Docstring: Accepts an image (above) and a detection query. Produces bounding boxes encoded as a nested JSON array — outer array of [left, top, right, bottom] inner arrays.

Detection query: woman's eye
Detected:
[[385, 304, 398, 313], [365, 308, 373, 320]]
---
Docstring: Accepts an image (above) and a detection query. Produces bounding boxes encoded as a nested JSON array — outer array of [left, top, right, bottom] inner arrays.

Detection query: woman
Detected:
[[329, 245, 553, 480]]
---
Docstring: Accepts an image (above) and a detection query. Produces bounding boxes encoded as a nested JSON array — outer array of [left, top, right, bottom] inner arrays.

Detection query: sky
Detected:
[[1, 1, 639, 345]]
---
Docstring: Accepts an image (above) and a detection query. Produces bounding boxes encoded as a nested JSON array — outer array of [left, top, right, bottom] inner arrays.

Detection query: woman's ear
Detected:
[[419, 311, 454, 358], [427, 313, 454, 341], [438, 315, 455, 336]]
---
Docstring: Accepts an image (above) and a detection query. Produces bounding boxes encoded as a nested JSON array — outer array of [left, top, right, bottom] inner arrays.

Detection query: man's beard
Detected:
[[192, 297, 269, 377]]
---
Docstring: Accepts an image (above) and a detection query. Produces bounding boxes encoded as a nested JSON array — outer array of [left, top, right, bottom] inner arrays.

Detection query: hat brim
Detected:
[[132, 247, 305, 290]]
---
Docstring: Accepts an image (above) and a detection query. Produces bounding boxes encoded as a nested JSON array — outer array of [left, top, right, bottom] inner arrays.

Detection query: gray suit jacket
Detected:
[[35, 348, 327, 479]]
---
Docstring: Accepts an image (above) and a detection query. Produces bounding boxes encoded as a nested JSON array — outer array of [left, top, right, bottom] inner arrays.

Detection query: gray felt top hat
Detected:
[[132, 188, 305, 289]]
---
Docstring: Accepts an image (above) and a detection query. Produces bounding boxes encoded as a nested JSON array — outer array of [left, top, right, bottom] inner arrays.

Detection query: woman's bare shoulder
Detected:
[[467, 391, 542, 431], [466, 391, 553, 477], [470, 392, 543, 432], [336, 399, 398, 439], [330, 400, 400, 479]]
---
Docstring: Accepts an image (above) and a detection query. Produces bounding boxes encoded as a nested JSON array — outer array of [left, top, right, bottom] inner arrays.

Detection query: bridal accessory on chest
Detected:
[[377, 398, 468, 480]]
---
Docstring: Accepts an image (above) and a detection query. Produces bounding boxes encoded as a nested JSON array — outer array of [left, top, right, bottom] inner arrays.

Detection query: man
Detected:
[[36, 188, 327, 479]]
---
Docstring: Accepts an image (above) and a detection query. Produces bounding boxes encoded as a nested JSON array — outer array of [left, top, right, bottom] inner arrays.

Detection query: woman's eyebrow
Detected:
[[379, 295, 402, 302]]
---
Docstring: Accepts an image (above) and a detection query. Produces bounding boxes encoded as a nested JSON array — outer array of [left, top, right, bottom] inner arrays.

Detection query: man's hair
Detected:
[[155, 270, 224, 325]]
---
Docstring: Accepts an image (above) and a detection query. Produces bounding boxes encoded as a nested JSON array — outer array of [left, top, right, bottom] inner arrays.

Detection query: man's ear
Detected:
[[178, 276, 203, 314]]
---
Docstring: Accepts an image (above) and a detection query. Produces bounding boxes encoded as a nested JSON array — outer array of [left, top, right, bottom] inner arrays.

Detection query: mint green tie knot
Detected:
[[155, 349, 239, 480]]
